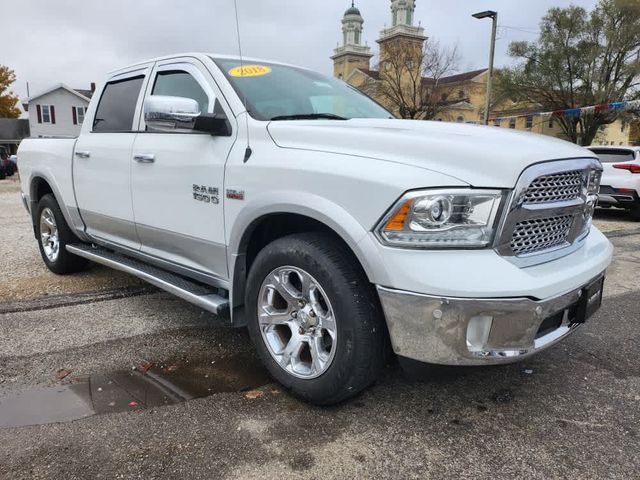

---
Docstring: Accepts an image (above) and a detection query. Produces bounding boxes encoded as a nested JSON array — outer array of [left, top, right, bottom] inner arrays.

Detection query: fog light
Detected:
[[466, 316, 493, 352]]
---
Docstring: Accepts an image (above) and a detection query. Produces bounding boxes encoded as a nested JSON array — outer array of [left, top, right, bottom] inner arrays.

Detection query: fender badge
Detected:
[[226, 189, 245, 201]]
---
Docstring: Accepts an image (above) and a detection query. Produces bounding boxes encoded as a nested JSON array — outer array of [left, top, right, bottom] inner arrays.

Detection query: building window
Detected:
[[494, 119, 501, 127], [548, 118, 554, 128], [73, 106, 86, 125], [41, 105, 52, 123], [354, 31, 360, 44], [458, 90, 465, 99], [456, 116, 464, 123], [509, 118, 516, 129], [525, 115, 533, 129]]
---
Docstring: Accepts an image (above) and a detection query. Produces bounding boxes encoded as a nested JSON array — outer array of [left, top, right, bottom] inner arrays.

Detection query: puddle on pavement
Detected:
[[0, 352, 271, 429]]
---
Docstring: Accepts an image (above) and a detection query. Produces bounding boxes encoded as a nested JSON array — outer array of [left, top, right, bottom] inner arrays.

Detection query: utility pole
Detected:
[[473, 10, 498, 125]]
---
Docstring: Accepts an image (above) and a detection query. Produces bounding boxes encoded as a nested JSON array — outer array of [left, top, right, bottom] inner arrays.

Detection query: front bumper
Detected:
[[377, 272, 605, 366]]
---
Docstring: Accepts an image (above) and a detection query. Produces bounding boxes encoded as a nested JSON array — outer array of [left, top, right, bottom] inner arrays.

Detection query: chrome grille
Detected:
[[522, 170, 583, 204], [495, 158, 602, 267], [510, 215, 574, 256]]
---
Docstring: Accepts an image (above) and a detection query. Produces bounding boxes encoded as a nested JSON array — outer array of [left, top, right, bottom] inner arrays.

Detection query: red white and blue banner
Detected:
[[492, 99, 640, 122]]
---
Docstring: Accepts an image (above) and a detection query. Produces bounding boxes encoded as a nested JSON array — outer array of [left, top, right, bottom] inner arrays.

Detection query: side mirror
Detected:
[[144, 95, 232, 136]]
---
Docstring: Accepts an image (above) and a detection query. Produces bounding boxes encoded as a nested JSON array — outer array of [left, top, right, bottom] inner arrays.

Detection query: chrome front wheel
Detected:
[[39, 207, 60, 262], [258, 266, 337, 379]]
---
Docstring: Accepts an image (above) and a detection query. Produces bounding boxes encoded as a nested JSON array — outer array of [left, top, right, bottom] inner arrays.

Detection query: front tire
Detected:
[[35, 194, 88, 274], [245, 233, 386, 405]]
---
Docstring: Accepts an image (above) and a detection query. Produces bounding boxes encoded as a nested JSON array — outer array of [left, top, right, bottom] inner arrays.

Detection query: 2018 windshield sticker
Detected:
[[228, 65, 272, 78]]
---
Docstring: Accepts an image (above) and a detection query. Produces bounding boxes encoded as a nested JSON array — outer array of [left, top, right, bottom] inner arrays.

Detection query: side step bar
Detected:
[[66, 244, 229, 315]]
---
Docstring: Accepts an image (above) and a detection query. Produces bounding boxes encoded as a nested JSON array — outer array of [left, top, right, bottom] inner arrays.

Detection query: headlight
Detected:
[[587, 168, 602, 195], [376, 189, 505, 248]]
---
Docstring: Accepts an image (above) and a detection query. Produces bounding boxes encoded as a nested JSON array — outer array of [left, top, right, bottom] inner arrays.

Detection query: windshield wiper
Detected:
[[270, 113, 348, 121]]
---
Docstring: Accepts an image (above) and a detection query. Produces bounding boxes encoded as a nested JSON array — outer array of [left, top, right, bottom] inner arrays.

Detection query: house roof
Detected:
[[0, 119, 30, 141], [422, 69, 487, 86], [74, 89, 94, 99], [356, 68, 487, 86], [24, 83, 93, 104]]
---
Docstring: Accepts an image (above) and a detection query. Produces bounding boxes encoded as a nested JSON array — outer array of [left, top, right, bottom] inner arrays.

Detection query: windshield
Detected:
[[212, 58, 393, 121]]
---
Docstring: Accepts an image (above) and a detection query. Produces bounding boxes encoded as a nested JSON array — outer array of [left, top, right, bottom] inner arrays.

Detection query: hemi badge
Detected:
[[226, 189, 245, 200]]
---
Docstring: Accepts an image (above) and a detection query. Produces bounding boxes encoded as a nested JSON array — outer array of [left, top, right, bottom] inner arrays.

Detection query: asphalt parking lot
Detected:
[[1, 175, 639, 479]]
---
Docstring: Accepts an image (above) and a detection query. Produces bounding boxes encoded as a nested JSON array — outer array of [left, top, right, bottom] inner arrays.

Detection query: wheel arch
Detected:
[[228, 200, 385, 326], [28, 174, 88, 242]]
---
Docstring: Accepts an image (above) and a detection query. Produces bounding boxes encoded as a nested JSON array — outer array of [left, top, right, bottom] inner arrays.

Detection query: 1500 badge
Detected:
[[193, 185, 219, 204]]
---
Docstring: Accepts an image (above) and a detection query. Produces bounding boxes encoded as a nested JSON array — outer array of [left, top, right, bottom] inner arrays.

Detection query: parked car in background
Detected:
[[9, 155, 18, 172], [588, 146, 640, 220], [0, 147, 15, 178]]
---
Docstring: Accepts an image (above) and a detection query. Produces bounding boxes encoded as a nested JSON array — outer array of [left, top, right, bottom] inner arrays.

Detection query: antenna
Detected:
[[233, 0, 252, 163]]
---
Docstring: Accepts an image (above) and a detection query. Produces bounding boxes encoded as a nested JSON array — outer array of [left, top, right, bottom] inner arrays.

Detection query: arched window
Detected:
[[458, 90, 465, 99], [456, 116, 464, 123]]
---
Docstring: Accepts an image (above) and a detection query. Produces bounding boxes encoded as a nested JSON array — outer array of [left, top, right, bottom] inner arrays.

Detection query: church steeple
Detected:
[[378, 0, 427, 62], [331, 2, 373, 80], [391, 0, 416, 27]]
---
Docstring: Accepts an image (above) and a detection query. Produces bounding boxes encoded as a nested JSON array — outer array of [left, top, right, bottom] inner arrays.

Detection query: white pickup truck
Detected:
[[18, 53, 613, 404]]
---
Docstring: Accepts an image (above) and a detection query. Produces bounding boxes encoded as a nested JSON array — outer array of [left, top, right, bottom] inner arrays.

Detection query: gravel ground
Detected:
[[0, 175, 639, 479], [0, 176, 144, 301]]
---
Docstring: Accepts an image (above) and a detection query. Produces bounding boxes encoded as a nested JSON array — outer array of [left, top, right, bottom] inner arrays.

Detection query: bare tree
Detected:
[[361, 40, 460, 119]]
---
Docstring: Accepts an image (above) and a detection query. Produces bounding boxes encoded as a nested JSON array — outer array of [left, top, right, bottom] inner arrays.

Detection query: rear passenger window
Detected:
[[93, 76, 144, 132], [152, 71, 209, 113]]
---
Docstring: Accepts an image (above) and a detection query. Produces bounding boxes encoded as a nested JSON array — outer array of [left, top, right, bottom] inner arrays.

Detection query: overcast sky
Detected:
[[5, 0, 599, 115]]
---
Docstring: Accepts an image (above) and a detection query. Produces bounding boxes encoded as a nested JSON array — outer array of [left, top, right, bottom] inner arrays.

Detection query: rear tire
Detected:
[[630, 205, 640, 222], [35, 194, 89, 274], [245, 232, 386, 405]]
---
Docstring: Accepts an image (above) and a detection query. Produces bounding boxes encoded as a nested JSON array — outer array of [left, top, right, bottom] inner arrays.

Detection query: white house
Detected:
[[23, 84, 95, 138]]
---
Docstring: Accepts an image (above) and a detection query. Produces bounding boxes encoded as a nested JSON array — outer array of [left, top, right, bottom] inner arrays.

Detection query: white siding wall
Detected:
[[28, 89, 90, 138]]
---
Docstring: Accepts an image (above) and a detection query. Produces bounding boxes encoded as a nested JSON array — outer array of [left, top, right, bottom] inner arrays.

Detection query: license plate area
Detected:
[[573, 277, 604, 324]]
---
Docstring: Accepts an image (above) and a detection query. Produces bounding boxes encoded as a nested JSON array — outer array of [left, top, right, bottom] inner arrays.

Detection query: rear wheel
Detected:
[[630, 204, 640, 221], [245, 232, 386, 405], [36, 194, 88, 274]]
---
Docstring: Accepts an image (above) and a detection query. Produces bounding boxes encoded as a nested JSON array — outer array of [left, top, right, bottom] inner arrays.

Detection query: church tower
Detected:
[[378, 0, 427, 63], [331, 2, 373, 80]]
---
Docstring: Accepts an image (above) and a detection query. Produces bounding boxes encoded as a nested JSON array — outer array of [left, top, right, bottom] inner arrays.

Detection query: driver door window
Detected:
[[152, 70, 210, 114]]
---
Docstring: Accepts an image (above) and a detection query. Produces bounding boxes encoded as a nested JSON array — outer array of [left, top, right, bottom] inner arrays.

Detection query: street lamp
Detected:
[[473, 10, 498, 125]]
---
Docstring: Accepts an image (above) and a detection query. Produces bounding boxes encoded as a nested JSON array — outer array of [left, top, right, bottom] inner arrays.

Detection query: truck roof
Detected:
[[108, 52, 308, 76]]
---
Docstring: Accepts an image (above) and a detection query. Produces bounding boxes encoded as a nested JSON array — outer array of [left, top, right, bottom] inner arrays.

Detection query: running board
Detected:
[[66, 244, 229, 315]]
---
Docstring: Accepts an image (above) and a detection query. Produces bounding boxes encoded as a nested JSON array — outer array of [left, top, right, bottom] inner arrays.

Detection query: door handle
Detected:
[[133, 154, 155, 163], [75, 151, 91, 158]]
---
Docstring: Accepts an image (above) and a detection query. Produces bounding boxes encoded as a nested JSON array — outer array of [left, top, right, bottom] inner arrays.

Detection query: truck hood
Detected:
[[267, 118, 596, 187]]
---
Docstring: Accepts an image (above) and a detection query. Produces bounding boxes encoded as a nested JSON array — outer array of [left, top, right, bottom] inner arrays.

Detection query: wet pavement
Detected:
[[0, 354, 270, 429], [1, 176, 639, 479]]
